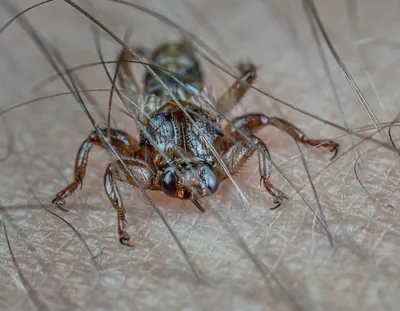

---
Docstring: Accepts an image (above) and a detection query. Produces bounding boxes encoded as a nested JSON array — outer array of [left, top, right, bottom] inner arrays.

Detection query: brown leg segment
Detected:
[[219, 113, 339, 209], [52, 128, 140, 209], [217, 135, 287, 209], [104, 159, 155, 246], [117, 49, 140, 94], [216, 63, 257, 116], [227, 113, 339, 159]]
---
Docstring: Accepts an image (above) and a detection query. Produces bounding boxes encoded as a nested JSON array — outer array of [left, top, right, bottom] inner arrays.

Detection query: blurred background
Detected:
[[0, 1, 399, 310]]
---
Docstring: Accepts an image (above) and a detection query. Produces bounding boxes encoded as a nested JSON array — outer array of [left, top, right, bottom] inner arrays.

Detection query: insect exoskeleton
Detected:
[[53, 41, 339, 246]]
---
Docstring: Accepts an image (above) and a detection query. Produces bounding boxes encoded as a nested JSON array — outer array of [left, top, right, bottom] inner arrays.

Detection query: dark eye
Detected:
[[162, 170, 178, 198], [200, 166, 219, 195]]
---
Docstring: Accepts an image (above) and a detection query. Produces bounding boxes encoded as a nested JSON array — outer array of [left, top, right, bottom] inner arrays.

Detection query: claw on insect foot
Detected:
[[119, 232, 134, 247], [52, 197, 68, 212], [328, 142, 339, 160], [270, 193, 288, 210]]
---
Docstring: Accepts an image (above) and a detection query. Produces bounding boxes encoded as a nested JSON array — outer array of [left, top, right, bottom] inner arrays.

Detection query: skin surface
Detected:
[[0, 1, 399, 310]]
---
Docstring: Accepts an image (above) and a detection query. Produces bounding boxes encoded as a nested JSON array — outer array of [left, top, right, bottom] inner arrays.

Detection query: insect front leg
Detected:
[[104, 159, 155, 246], [216, 63, 257, 116], [217, 135, 287, 210], [52, 128, 140, 210], [226, 113, 339, 159]]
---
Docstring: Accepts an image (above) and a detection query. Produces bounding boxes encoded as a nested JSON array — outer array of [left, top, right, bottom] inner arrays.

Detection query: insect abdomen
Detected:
[[144, 42, 202, 101]]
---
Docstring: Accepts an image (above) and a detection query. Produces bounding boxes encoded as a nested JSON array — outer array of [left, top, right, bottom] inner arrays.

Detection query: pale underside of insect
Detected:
[[52, 41, 339, 246]]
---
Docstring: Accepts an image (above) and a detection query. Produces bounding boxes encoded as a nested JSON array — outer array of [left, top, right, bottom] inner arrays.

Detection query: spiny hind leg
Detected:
[[52, 128, 140, 210], [217, 135, 287, 209], [216, 63, 257, 116], [104, 159, 155, 246], [226, 113, 339, 159]]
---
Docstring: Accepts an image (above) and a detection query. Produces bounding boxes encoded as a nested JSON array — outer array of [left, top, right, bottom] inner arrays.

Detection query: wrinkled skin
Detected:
[[0, 1, 399, 311]]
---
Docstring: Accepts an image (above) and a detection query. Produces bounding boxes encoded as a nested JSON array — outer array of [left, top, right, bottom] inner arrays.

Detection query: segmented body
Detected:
[[139, 43, 223, 166], [52, 40, 339, 246]]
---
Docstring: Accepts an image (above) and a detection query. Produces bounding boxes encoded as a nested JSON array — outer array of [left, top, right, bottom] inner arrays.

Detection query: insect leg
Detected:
[[217, 135, 287, 210], [117, 49, 140, 94], [227, 113, 339, 159], [215, 63, 257, 116], [52, 128, 140, 209], [104, 159, 155, 246]]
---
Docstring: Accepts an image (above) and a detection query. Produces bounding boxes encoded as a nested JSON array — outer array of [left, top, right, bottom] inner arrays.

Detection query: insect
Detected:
[[52, 41, 339, 246]]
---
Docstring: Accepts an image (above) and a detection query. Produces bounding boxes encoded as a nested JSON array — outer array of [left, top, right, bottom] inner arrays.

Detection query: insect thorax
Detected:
[[139, 42, 221, 164], [140, 108, 222, 162]]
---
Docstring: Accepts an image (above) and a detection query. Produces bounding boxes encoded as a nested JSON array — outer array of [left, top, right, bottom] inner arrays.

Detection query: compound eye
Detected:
[[162, 170, 178, 198], [200, 166, 219, 195]]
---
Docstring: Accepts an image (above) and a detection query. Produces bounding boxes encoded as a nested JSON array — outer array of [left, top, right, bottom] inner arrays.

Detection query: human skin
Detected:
[[0, 1, 399, 311]]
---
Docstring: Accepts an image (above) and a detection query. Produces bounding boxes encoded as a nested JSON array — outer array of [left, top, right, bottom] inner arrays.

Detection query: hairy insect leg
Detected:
[[52, 128, 140, 209], [227, 113, 339, 159], [217, 135, 287, 210], [216, 63, 257, 116], [104, 159, 155, 246], [117, 49, 140, 94]]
